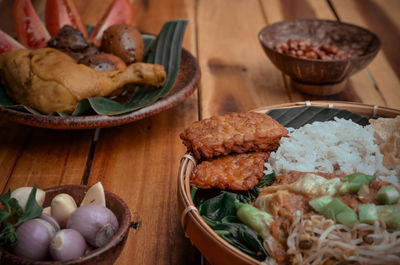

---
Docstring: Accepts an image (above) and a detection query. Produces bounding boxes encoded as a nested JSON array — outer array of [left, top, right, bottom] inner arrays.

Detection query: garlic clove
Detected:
[[80, 182, 106, 207], [51, 193, 77, 228], [11, 187, 45, 211], [43, 206, 51, 215]]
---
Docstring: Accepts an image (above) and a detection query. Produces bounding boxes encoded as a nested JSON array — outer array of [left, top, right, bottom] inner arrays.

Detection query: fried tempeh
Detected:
[[190, 152, 269, 190], [180, 112, 288, 160]]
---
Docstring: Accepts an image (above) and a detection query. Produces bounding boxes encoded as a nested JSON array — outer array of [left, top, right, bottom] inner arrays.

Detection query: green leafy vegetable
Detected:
[[196, 191, 272, 260], [214, 221, 268, 258], [198, 192, 239, 224], [191, 172, 276, 260], [0, 20, 188, 116], [0, 185, 43, 254]]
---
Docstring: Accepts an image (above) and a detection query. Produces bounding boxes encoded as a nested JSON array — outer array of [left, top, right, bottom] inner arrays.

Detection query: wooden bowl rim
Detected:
[[2, 184, 132, 264], [178, 101, 400, 265], [258, 18, 381, 63]]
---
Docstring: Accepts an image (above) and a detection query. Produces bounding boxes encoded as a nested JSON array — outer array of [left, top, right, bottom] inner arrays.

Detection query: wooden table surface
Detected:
[[0, 0, 399, 264]]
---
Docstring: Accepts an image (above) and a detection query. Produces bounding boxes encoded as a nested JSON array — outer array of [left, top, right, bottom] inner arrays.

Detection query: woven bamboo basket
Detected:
[[177, 101, 400, 265]]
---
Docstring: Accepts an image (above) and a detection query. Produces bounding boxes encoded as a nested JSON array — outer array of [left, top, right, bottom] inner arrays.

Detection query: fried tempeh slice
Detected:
[[190, 152, 269, 190], [180, 112, 288, 160]]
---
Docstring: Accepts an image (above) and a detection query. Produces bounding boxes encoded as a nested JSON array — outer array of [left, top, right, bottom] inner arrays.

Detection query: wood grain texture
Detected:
[[197, 0, 291, 118], [331, 0, 400, 108], [84, 0, 201, 264], [1, 128, 94, 191]]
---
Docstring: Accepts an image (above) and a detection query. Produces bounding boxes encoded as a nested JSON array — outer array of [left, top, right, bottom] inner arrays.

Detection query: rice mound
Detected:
[[265, 117, 399, 186]]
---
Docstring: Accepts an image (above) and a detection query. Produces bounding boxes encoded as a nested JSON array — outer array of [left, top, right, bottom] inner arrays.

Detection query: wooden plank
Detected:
[[0, 121, 32, 190], [197, 0, 291, 118], [372, 0, 400, 29], [331, 0, 400, 109], [86, 0, 201, 264], [260, 0, 386, 105], [2, 128, 94, 191]]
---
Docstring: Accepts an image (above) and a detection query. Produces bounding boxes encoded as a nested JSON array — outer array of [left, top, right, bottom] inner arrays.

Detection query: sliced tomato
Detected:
[[13, 0, 51, 49], [0, 30, 25, 54], [89, 0, 134, 46], [45, 0, 88, 38]]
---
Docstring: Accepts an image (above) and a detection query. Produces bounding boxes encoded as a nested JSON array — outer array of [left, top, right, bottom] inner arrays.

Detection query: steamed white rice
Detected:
[[265, 117, 399, 186]]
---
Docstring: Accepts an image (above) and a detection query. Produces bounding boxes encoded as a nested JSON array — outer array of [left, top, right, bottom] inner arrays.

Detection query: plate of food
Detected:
[[178, 101, 400, 265], [0, 0, 200, 129]]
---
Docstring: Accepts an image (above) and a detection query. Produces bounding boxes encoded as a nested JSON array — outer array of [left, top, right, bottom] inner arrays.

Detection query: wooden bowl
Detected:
[[177, 101, 400, 265], [1, 185, 132, 265], [258, 19, 381, 96]]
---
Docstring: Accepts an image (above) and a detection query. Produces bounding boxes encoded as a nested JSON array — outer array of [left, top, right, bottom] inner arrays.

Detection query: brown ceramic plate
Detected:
[[0, 48, 200, 130], [178, 101, 400, 265]]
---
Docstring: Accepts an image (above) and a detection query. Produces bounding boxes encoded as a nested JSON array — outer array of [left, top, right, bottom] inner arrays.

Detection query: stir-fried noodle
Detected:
[[285, 211, 400, 265]]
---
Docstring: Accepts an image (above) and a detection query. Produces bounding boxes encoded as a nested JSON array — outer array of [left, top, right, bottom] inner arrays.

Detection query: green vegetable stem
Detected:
[[339, 173, 375, 194], [376, 185, 400, 205], [235, 201, 273, 240]]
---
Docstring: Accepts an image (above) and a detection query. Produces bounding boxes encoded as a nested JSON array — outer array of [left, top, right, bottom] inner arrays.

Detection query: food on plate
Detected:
[[1, 0, 189, 117], [47, 25, 99, 62], [67, 205, 119, 248], [50, 193, 78, 228], [13, 217, 57, 260], [0, 48, 166, 114], [80, 182, 106, 207], [47, 25, 90, 53], [253, 171, 400, 264], [13, 0, 51, 49], [370, 116, 400, 175], [101, 24, 145, 64], [79, 53, 127, 71], [186, 111, 400, 264], [265, 117, 398, 186], [50, 228, 87, 261], [89, 0, 134, 46], [0, 29, 25, 53], [191, 152, 269, 190], [45, 0, 88, 38], [180, 112, 288, 160], [0, 182, 119, 262], [11, 186, 45, 211], [274, 38, 351, 60]]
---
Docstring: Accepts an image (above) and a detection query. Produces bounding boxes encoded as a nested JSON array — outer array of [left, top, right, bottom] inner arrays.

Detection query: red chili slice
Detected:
[[13, 0, 51, 49], [0, 30, 25, 54], [45, 0, 88, 38], [89, 0, 134, 46]]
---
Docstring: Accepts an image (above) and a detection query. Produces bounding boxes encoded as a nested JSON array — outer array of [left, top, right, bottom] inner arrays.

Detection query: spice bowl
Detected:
[[258, 19, 380, 96], [0, 185, 131, 265]]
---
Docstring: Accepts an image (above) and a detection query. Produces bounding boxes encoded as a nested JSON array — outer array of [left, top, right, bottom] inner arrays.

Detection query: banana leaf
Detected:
[[266, 106, 369, 129], [0, 20, 188, 116]]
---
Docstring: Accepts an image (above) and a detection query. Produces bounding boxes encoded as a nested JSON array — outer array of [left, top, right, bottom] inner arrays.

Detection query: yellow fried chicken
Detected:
[[0, 48, 166, 114]]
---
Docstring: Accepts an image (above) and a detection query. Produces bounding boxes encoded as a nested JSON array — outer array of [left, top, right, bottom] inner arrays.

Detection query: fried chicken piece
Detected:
[[0, 48, 166, 114], [181, 112, 288, 160], [190, 152, 269, 190]]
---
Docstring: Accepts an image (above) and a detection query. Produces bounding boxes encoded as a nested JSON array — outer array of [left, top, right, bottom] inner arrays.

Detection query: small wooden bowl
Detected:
[[259, 19, 380, 96], [1, 185, 132, 265], [177, 101, 400, 265]]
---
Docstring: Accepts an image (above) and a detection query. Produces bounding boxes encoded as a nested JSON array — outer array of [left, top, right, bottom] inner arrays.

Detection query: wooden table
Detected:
[[0, 0, 399, 264]]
